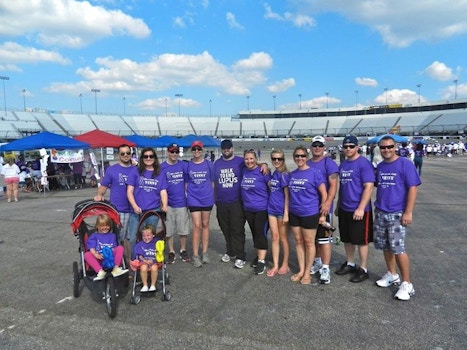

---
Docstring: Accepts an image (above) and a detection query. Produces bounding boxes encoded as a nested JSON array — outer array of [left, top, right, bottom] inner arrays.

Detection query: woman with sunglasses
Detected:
[[241, 149, 271, 275], [288, 146, 327, 284], [266, 149, 290, 277], [186, 141, 215, 268], [126, 147, 168, 253]]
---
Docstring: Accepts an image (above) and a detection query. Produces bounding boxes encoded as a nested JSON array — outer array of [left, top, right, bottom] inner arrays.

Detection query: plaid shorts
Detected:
[[373, 209, 406, 254], [118, 212, 131, 242]]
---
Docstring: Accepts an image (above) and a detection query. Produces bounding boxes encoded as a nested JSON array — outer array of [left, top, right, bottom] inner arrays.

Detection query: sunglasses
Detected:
[[142, 154, 155, 159], [120, 151, 131, 156], [271, 157, 284, 161], [379, 145, 395, 150], [343, 145, 357, 149], [169, 150, 180, 154], [311, 143, 325, 148], [294, 154, 307, 158], [192, 147, 202, 151]]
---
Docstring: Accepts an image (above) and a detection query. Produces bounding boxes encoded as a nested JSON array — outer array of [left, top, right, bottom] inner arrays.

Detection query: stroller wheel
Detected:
[[130, 294, 141, 305], [105, 276, 118, 318], [162, 291, 172, 302], [72, 261, 80, 298]]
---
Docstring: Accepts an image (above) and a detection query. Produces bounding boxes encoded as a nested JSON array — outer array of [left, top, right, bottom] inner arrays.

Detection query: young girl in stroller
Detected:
[[84, 213, 129, 281], [131, 224, 164, 292]]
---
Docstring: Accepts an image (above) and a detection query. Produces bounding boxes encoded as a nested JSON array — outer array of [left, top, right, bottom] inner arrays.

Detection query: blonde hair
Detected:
[[270, 149, 288, 173], [95, 214, 112, 230]]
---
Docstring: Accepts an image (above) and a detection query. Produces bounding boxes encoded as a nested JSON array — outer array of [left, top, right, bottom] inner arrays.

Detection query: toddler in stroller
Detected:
[[84, 213, 129, 281], [131, 224, 164, 292]]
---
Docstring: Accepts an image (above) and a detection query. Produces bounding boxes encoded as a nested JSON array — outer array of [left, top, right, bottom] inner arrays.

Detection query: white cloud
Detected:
[[46, 51, 273, 96], [297, 1, 467, 47], [0, 0, 151, 48], [0, 42, 71, 69], [136, 96, 200, 111], [226, 12, 244, 30], [173, 16, 186, 28], [423, 61, 456, 81], [374, 88, 423, 105], [268, 78, 296, 93], [355, 77, 378, 87], [264, 3, 315, 29]]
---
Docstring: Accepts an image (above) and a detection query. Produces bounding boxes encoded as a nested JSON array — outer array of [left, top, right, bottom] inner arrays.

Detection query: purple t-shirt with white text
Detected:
[[375, 157, 421, 212], [161, 160, 187, 208], [214, 156, 244, 204], [86, 233, 118, 253], [241, 167, 271, 212], [307, 156, 339, 212], [126, 168, 167, 211], [100, 164, 135, 213], [133, 237, 160, 261], [338, 156, 375, 212], [186, 160, 215, 207], [267, 170, 289, 216], [288, 167, 324, 217]]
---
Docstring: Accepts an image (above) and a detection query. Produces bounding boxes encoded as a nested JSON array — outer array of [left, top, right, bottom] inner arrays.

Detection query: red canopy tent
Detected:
[[74, 129, 136, 178]]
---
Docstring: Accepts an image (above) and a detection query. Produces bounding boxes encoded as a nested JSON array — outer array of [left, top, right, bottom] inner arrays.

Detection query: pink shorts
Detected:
[[5, 177, 19, 185]]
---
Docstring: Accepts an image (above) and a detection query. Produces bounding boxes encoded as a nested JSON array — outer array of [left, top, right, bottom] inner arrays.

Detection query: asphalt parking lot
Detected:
[[0, 154, 466, 350]]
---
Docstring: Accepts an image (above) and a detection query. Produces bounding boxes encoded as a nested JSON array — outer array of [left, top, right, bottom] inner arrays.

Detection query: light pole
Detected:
[[165, 98, 168, 117], [175, 93, 183, 116], [325, 92, 329, 108], [79, 93, 83, 113], [123, 97, 126, 115], [1, 75, 9, 116], [22, 89, 26, 110], [246, 95, 250, 111], [384, 88, 388, 105], [209, 99, 212, 117], [453, 79, 458, 99], [298, 93, 302, 110], [273, 95, 276, 111], [416, 84, 421, 104], [354, 90, 359, 107], [91, 89, 100, 114]]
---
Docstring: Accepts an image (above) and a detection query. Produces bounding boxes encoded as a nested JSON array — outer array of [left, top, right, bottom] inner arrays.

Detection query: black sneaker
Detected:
[[167, 251, 176, 264], [254, 261, 266, 275], [250, 256, 258, 268], [180, 250, 191, 262], [335, 262, 358, 275], [350, 267, 369, 283]]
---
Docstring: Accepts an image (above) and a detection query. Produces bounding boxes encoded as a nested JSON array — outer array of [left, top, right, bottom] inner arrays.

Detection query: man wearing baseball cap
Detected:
[[160, 143, 191, 264], [307, 135, 339, 284], [335, 135, 375, 283]]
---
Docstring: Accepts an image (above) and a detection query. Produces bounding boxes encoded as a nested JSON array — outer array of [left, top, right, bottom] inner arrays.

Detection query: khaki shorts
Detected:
[[165, 206, 190, 238]]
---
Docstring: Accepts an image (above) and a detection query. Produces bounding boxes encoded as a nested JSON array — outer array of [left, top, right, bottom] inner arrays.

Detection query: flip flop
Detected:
[[267, 269, 278, 277], [277, 267, 290, 275], [290, 273, 303, 282], [300, 277, 311, 285]]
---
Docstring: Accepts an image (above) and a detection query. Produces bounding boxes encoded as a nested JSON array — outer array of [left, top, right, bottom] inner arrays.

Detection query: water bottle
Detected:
[[321, 221, 336, 232]]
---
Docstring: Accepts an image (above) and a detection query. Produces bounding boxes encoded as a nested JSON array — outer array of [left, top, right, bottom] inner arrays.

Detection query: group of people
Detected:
[[92, 134, 421, 301]]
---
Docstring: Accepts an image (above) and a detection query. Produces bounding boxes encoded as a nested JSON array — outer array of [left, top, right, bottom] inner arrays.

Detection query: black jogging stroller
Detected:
[[71, 199, 129, 318], [129, 210, 171, 304]]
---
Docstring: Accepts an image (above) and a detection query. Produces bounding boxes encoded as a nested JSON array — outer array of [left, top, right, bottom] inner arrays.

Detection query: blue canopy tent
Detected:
[[367, 134, 408, 144], [0, 131, 90, 151], [153, 135, 180, 147], [124, 134, 160, 148], [178, 134, 220, 148]]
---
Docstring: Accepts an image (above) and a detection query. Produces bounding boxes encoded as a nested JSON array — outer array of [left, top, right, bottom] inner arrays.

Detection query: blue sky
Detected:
[[0, 0, 466, 116]]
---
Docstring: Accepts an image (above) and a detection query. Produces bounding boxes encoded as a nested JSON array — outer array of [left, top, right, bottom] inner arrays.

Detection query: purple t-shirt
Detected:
[[214, 156, 244, 204], [338, 156, 375, 212], [288, 167, 325, 217], [186, 160, 215, 207], [241, 167, 271, 212], [100, 164, 135, 213], [267, 170, 289, 216], [375, 157, 421, 212], [86, 232, 118, 253], [126, 168, 167, 211], [161, 160, 187, 208], [133, 237, 159, 261], [307, 156, 339, 212]]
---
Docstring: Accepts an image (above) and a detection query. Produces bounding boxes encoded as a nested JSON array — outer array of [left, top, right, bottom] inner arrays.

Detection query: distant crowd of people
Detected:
[[93, 134, 422, 301]]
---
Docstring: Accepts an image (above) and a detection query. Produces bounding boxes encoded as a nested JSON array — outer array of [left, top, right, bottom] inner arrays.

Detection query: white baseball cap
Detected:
[[311, 135, 326, 145]]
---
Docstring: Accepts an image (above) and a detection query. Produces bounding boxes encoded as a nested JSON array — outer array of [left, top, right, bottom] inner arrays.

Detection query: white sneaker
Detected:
[[376, 271, 401, 287], [310, 261, 323, 275], [234, 259, 246, 269], [93, 270, 106, 281], [111, 267, 129, 277], [140, 286, 149, 292], [148, 285, 156, 292], [319, 267, 331, 284], [394, 281, 415, 301], [221, 254, 231, 263]]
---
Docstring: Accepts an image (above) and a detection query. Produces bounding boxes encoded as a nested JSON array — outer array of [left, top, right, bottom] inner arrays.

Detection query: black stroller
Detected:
[[71, 199, 129, 318], [129, 210, 171, 304]]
